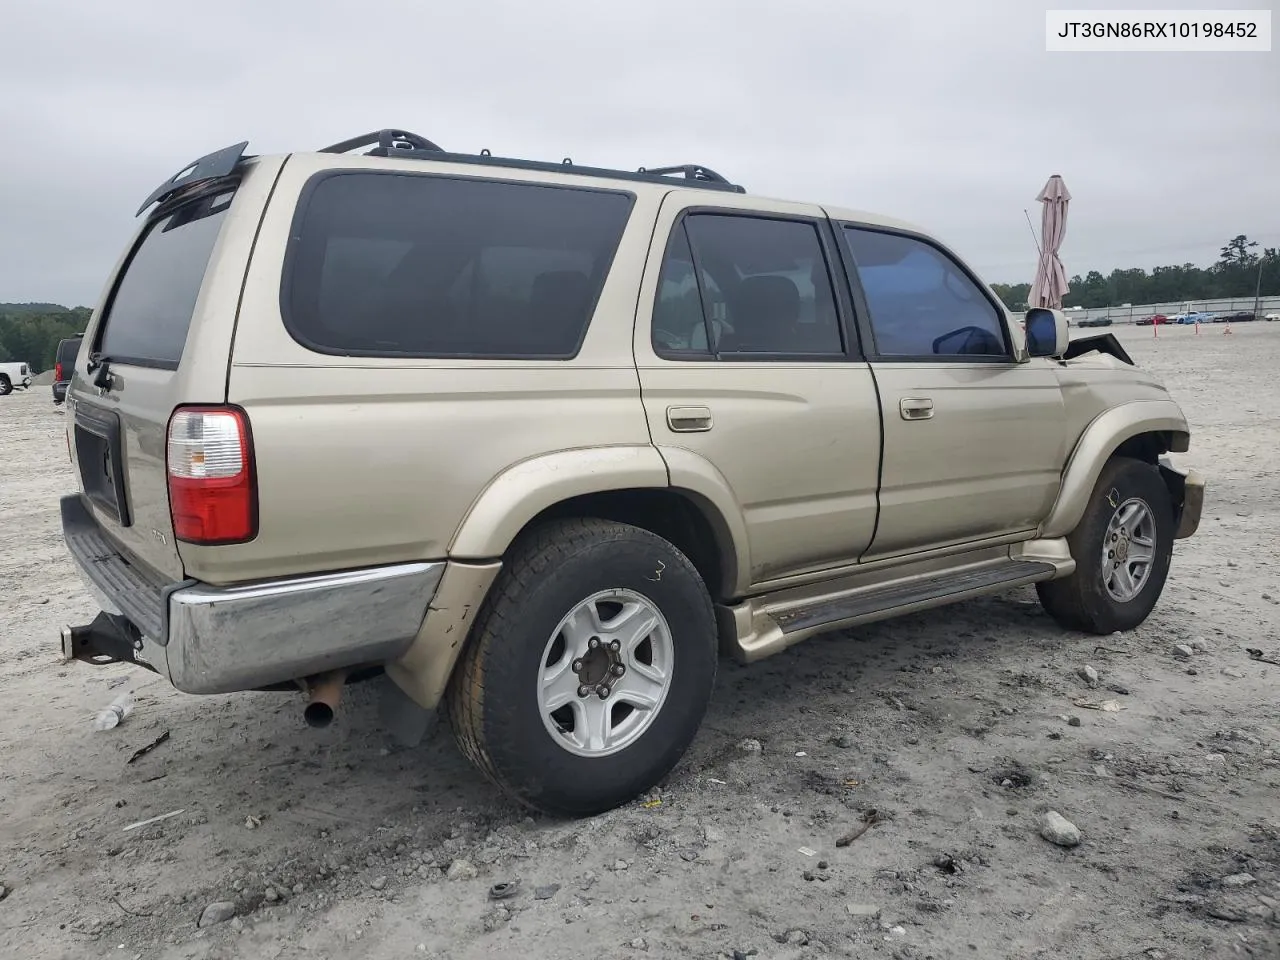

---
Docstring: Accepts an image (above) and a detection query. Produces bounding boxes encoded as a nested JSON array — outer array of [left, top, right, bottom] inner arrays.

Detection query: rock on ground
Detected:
[[1040, 811, 1082, 847], [446, 859, 478, 881], [198, 901, 236, 927]]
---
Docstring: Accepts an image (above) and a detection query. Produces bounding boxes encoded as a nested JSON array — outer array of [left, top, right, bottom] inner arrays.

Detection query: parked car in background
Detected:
[[52, 334, 83, 405], [1077, 315, 1114, 328], [1214, 311, 1255, 323], [1265, 313, 1279, 321], [1135, 314, 1168, 326], [0, 361, 33, 395]]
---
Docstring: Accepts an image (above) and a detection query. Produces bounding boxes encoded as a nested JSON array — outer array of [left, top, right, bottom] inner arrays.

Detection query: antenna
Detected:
[[1023, 208, 1043, 258]]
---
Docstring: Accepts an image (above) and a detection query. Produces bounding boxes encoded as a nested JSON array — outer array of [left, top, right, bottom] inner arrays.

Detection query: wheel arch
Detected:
[[449, 446, 749, 601], [1041, 400, 1191, 539]]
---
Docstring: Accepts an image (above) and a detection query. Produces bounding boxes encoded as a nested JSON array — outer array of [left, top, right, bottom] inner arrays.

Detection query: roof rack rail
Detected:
[[637, 164, 733, 185], [319, 129, 445, 156], [314, 128, 745, 193]]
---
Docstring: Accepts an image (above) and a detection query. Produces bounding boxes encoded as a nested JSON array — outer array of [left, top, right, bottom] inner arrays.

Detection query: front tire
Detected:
[[1038, 456, 1175, 634], [0, 376, 11, 396], [445, 518, 718, 817]]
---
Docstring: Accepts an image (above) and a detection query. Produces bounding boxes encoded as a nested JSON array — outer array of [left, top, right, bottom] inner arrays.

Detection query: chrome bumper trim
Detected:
[[61, 494, 445, 694]]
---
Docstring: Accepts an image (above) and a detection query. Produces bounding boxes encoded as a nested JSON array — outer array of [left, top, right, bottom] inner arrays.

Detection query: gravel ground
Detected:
[[1, 322, 1278, 960]]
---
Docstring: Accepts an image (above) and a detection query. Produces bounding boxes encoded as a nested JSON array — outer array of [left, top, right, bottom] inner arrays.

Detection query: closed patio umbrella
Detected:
[[1029, 174, 1071, 309]]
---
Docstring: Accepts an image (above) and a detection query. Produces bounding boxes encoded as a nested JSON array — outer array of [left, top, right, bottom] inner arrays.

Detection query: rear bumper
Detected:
[[52, 380, 69, 403], [59, 494, 444, 693]]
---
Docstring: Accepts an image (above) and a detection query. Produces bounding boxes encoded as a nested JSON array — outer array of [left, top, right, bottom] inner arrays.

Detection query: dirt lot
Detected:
[[2, 322, 1278, 960]]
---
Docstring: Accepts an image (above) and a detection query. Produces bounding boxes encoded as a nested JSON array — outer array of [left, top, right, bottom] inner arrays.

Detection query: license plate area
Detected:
[[74, 404, 132, 527]]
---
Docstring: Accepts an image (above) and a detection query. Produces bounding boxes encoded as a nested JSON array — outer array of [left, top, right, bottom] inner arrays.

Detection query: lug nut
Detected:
[[578, 684, 591, 698], [588, 638, 600, 650], [1108, 550, 1114, 559], [572, 659, 584, 672], [1112, 533, 1119, 541], [611, 663, 626, 677], [596, 685, 611, 699], [609, 639, 621, 652]]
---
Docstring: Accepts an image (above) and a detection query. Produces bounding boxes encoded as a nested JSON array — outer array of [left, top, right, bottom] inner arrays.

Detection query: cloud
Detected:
[[1, 0, 1275, 304]]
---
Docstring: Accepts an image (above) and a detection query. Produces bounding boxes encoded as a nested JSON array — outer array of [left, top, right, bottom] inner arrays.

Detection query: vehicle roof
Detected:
[[290, 149, 931, 236]]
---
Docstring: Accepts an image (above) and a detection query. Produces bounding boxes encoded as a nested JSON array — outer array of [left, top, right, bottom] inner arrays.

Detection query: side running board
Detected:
[[775, 560, 1055, 634], [721, 557, 1063, 663]]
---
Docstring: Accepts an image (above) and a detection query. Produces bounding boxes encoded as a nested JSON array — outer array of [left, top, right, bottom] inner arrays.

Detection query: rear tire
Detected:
[[445, 518, 718, 817], [1037, 456, 1174, 634]]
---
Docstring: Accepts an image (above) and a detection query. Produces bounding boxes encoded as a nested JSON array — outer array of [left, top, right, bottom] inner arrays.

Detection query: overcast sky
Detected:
[[1, 0, 1276, 306]]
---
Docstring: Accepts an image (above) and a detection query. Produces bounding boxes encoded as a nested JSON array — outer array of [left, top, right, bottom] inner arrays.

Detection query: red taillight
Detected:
[[55, 362, 64, 382], [166, 406, 257, 545]]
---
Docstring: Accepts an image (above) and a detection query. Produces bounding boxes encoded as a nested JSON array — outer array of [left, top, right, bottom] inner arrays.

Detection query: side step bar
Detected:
[[720, 556, 1063, 663], [775, 560, 1054, 634]]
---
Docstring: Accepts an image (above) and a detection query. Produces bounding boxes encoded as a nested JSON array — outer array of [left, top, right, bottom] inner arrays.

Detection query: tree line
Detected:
[[991, 235, 1279, 312], [0, 303, 92, 373], [2, 235, 1277, 370]]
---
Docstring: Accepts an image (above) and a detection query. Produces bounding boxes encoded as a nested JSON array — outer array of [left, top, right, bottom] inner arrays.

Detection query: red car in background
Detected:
[[1135, 314, 1169, 326]]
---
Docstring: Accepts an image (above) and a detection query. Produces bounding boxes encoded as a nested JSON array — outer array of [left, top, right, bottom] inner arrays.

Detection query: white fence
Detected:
[[1027, 296, 1280, 324]]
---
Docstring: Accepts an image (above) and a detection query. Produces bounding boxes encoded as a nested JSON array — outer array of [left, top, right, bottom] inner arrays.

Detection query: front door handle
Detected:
[[666, 405, 713, 432], [899, 397, 934, 420]]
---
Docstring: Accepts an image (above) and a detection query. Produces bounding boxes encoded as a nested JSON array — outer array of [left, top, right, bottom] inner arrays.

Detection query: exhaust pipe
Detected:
[[303, 670, 348, 728]]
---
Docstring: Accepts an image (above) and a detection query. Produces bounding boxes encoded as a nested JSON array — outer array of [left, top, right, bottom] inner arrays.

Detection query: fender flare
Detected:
[[656, 445, 752, 598], [448, 446, 671, 558], [1041, 400, 1191, 538]]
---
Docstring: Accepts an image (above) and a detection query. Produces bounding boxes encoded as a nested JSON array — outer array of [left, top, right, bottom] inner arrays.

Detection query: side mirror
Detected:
[[1025, 308, 1069, 358]]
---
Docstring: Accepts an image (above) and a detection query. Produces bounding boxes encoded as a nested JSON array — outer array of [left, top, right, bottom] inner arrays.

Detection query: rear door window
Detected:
[[651, 213, 844, 358], [97, 190, 233, 368], [282, 172, 634, 359]]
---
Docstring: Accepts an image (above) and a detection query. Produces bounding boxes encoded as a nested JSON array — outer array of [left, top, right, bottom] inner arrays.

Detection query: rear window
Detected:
[[97, 191, 233, 368], [282, 172, 634, 358], [58, 338, 82, 365]]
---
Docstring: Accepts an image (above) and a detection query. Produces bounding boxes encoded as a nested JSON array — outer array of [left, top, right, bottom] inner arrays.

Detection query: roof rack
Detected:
[[316, 128, 745, 193]]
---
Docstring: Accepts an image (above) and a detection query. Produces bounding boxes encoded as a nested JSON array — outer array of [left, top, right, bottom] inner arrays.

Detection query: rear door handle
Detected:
[[899, 397, 934, 420], [666, 405, 713, 432]]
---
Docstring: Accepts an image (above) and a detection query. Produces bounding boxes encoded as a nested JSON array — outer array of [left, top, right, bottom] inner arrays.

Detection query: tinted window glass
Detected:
[[652, 225, 716, 355], [284, 173, 633, 358], [57, 337, 83, 367], [98, 191, 232, 367], [666, 215, 842, 356], [843, 228, 1007, 357]]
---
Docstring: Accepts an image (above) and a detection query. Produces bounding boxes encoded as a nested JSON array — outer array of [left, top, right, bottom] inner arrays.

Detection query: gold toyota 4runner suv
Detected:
[[59, 130, 1204, 817]]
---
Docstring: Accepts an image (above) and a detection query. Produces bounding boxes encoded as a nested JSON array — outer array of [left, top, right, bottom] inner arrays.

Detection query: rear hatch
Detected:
[[68, 152, 281, 583]]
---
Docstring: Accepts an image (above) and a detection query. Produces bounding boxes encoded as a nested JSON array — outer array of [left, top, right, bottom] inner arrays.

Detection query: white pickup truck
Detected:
[[0, 361, 33, 395]]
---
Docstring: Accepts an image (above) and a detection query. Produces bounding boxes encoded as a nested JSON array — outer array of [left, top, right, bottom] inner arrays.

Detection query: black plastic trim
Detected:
[[136, 141, 249, 216], [1063, 332, 1134, 365], [350, 145, 745, 193], [278, 168, 638, 362], [73, 404, 131, 527]]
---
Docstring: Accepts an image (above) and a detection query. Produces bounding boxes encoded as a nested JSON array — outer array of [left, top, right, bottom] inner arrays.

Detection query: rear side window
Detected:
[[98, 191, 232, 368], [282, 173, 634, 358]]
